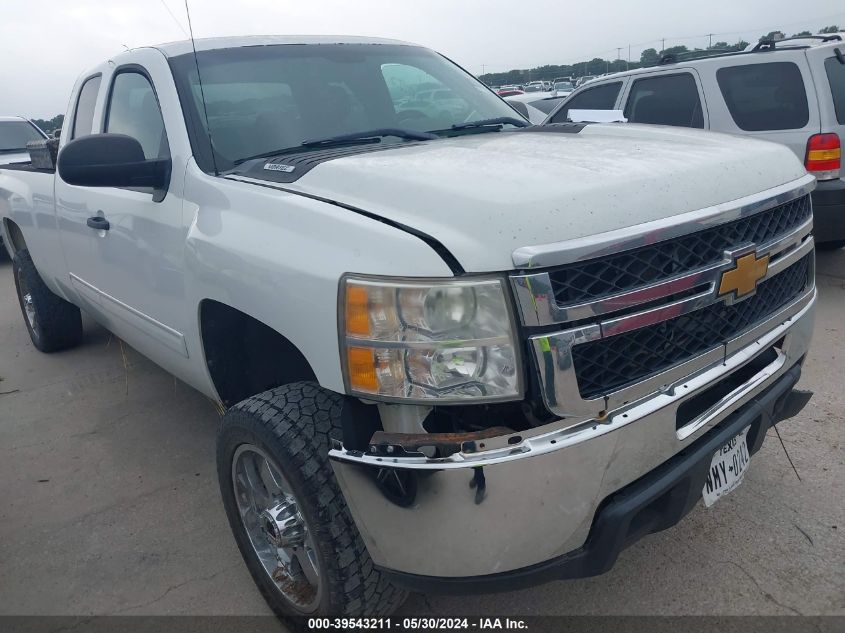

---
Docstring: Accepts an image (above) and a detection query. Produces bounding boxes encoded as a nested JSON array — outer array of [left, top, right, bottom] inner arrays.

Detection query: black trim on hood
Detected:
[[231, 142, 426, 184], [224, 175, 465, 275], [515, 122, 588, 134]]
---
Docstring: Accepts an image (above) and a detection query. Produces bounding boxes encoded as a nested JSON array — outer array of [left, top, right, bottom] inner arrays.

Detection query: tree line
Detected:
[[30, 114, 64, 135], [24, 24, 843, 123], [479, 24, 841, 86]]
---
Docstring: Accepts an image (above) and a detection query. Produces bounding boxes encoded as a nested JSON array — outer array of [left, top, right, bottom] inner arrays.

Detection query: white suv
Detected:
[[546, 34, 845, 248]]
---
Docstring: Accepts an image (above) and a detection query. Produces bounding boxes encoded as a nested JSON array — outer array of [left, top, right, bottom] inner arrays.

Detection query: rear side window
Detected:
[[624, 73, 704, 128], [717, 62, 809, 131], [550, 82, 622, 123], [72, 75, 102, 139], [825, 57, 845, 124]]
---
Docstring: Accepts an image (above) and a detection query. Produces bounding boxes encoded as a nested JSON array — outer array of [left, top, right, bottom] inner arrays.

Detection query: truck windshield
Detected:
[[169, 43, 524, 171], [0, 120, 44, 152]]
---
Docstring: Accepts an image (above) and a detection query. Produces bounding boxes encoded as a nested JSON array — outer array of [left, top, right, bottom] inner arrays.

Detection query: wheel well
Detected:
[[2, 219, 26, 255], [199, 300, 317, 408]]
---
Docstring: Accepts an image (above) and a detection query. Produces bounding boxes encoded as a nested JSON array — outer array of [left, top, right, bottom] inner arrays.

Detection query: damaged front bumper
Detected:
[[328, 290, 815, 592]]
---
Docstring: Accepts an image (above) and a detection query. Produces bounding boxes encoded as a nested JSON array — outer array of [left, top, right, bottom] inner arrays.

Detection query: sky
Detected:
[[2, 0, 844, 118]]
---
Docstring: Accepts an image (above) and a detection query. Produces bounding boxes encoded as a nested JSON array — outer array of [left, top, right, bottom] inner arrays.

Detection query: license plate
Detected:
[[702, 427, 751, 507]]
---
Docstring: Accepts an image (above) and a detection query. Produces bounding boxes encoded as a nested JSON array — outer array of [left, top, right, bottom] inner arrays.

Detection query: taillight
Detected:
[[805, 133, 841, 180]]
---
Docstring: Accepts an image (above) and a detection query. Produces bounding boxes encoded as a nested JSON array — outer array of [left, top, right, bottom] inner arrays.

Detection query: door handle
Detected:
[[86, 216, 110, 231]]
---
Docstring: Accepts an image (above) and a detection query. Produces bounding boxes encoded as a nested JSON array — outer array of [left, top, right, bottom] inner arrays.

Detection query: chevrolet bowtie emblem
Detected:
[[718, 252, 770, 300]]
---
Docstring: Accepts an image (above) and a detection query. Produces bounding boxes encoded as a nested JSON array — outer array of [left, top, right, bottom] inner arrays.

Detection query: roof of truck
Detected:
[[149, 35, 416, 57]]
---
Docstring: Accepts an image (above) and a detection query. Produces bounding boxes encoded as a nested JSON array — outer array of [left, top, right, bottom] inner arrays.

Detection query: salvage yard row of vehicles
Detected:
[[545, 34, 845, 247], [0, 35, 822, 619]]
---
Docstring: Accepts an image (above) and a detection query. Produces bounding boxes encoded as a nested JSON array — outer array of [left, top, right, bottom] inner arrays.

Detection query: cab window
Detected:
[[105, 71, 170, 159], [71, 75, 102, 139], [550, 82, 622, 123], [624, 73, 704, 128]]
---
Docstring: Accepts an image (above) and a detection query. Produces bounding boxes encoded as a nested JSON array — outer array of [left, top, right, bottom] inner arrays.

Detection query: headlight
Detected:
[[340, 276, 522, 403]]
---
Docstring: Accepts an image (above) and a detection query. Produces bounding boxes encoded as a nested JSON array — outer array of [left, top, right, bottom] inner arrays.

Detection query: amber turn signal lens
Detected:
[[347, 346, 378, 393], [345, 285, 370, 336]]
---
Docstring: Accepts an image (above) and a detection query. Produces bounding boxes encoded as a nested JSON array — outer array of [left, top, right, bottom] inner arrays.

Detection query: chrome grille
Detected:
[[549, 194, 811, 306], [571, 254, 810, 399], [513, 177, 817, 420]]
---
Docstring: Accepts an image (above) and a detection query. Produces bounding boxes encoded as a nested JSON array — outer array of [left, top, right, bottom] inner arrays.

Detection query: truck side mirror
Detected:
[[58, 133, 171, 201]]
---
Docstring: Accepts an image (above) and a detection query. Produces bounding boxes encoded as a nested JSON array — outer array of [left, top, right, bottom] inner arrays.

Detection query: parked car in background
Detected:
[[546, 34, 845, 248], [553, 80, 575, 94], [497, 88, 525, 97], [575, 74, 597, 87], [0, 116, 48, 165], [553, 76, 574, 85], [398, 88, 471, 122]]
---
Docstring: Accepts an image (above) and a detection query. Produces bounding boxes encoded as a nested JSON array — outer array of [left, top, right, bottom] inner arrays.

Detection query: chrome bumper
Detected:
[[329, 290, 815, 579]]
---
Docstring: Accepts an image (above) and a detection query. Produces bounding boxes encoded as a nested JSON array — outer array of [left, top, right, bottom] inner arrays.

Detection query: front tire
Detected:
[[12, 249, 83, 352], [217, 382, 407, 619]]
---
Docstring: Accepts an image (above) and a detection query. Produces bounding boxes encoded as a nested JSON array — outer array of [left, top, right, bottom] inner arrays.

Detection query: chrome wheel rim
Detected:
[[18, 274, 37, 332], [232, 444, 322, 612]]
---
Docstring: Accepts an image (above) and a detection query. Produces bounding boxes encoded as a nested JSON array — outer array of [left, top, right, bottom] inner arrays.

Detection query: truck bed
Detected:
[[0, 162, 55, 174]]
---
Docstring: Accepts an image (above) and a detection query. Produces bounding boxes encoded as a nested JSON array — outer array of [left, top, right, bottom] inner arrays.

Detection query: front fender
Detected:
[[181, 162, 455, 394]]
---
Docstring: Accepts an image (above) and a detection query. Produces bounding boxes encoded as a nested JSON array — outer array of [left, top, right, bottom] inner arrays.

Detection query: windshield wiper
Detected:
[[233, 128, 436, 166], [450, 117, 530, 131], [301, 128, 437, 147]]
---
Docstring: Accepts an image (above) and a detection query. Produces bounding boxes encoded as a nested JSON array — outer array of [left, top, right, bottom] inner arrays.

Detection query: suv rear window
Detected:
[[716, 62, 809, 131], [825, 57, 845, 124], [624, 73, 704, 128], [549, 82, 622, 123]]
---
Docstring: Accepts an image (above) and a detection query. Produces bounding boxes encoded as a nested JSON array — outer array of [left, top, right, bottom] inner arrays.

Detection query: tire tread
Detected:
[[219, 382, 407, 617], [12, 249, 83, 352]]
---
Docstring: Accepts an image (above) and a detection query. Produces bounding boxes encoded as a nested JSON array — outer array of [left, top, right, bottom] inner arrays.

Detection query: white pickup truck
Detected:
[[0, 36, 817, 618]]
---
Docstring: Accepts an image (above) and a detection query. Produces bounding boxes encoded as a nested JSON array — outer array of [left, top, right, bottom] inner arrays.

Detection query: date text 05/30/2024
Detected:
[[307, 618, 529, 630]]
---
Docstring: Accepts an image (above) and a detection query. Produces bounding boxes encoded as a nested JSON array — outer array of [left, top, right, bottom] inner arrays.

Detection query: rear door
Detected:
[[700, 56, 820, 158]]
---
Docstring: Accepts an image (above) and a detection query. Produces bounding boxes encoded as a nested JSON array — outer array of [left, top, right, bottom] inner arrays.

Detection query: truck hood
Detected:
[[273, 124, 808, 272]]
